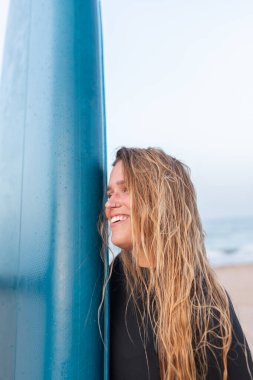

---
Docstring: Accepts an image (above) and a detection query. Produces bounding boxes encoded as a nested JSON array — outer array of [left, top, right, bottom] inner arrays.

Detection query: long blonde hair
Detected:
[[100, 147, 251, 380]]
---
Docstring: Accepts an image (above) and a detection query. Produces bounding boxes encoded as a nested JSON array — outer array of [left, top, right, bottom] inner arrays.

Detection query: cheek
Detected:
[[125, 195, 131, 210], [123, 219, 132, 239]]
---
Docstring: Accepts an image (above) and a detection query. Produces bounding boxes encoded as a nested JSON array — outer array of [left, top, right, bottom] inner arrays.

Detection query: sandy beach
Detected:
[[214, 264, 253, 353]]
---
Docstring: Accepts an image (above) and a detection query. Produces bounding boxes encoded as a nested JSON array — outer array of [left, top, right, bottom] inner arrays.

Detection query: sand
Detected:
[[214, 264, 253, 353]]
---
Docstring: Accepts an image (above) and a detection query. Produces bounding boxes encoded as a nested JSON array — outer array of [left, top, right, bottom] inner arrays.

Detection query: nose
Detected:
[[105, 199, 122, 209], [105, 193, 122, 209]]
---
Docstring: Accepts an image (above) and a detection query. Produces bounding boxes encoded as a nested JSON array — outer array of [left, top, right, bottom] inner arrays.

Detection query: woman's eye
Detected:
[[107, 193, 112, 199], [122, 187, 128, 193]]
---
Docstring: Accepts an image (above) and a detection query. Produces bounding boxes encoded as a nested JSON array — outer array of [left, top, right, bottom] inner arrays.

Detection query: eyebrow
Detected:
[[107, 180, 126, 192]]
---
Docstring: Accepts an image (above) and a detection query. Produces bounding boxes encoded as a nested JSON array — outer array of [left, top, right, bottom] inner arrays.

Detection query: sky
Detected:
[[101, 0, 253, 219], [0, 0, 9, 78], [0, 0, 253, 220]]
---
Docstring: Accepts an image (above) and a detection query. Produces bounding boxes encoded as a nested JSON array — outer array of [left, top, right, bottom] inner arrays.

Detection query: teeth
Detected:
[[111, 215, 128, 223]]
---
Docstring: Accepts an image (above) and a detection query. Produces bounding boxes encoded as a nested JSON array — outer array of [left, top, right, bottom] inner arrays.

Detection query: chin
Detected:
[[112, 237, 132, 251]]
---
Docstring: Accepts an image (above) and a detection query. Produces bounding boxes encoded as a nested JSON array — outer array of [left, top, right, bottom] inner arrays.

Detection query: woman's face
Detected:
[[105, 160, 132, 250]]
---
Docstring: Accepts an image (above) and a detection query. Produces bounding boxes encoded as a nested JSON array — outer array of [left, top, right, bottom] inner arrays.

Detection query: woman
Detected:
[[102, 147, 253, 380]]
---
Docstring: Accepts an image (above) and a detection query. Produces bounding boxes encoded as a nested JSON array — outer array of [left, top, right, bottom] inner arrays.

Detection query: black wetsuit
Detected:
[[110, 256, 253, 380]]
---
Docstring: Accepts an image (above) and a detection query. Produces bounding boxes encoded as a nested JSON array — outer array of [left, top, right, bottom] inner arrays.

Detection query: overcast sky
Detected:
[[101, 0, 253, 219], [1, 0, 252, 219], [0, 0, 9, 78]]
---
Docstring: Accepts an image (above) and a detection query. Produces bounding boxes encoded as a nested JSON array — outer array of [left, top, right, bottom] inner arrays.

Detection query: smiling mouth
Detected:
[[110, 215, 129, 227]]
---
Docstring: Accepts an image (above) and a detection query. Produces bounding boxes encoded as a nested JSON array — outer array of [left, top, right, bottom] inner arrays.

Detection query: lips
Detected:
[[110, 214, 129, 227]]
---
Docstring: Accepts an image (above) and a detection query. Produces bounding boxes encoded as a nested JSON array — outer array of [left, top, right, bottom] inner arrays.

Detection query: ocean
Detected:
[[109, 216, 253, 267], [203, 216, 253, 267]]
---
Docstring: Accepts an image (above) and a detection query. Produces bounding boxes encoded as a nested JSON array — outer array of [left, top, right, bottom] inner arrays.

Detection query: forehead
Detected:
[[107, 161, 125, 190], [109, 161, 124, 182]]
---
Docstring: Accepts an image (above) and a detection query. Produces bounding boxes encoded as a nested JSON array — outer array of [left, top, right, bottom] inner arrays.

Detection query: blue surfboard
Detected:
[[0, 0, 108, 378]]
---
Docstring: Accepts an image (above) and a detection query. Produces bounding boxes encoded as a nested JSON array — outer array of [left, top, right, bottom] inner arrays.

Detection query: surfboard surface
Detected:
[[0, 0, 108, 378]]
